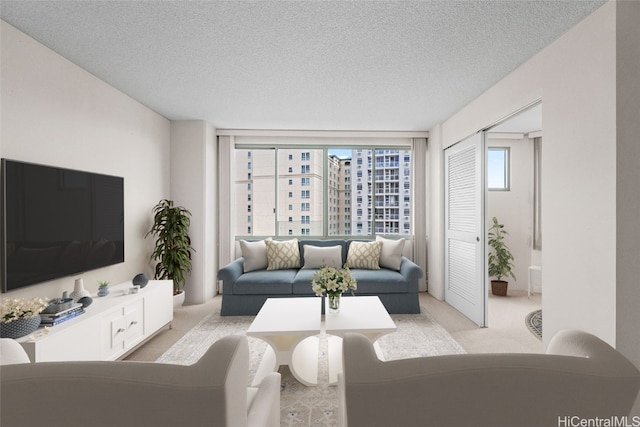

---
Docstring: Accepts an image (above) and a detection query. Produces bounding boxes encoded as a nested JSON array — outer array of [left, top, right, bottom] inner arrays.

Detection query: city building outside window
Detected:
[[233, 147, 413, 237]]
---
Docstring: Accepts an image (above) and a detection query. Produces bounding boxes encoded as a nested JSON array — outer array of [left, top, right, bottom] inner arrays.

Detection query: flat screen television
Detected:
[[1, 159, 124, 292]]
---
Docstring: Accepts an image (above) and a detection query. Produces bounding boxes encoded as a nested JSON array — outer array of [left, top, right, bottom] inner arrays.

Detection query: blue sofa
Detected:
[[217, 239, 423, 316]]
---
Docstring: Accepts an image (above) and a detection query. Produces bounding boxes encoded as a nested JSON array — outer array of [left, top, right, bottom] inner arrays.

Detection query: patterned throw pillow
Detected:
[[347, 241, 382, 270], [265, 239, 301, 271]]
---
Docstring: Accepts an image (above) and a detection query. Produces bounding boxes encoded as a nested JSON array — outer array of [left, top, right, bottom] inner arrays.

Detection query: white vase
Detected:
[[70, 278, 91, 301]]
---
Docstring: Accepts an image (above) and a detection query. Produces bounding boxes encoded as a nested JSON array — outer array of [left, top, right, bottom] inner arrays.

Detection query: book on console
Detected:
[[40, 309, 85, 326], [40, 303, 84, 319]]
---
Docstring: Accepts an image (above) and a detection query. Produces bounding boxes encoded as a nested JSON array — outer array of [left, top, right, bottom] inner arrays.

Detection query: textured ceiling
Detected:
[[0, 1, 605, 131]]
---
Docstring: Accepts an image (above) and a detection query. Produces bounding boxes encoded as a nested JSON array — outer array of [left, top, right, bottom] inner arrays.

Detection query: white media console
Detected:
[[17, 280, 173, 362]]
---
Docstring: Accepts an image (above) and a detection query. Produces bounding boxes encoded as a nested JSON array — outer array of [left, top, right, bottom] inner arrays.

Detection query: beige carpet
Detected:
[[157, 307, 465, 427]]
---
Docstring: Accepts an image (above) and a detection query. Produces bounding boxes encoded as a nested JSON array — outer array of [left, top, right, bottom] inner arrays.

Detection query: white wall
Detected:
[[169, 121, 217, 304], [615, 0, 640, 416], [0, 21, 171, 300], [430, 6, 640, 413], [487, 136, 533, 291], [427, 124, 445, 300], [540, 1, 617, 346], [431, 1, 619, 346]]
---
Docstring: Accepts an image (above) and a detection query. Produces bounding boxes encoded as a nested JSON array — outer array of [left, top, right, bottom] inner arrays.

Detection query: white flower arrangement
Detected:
[[311, 264, 357, 297], [1, 297, 48, 324]]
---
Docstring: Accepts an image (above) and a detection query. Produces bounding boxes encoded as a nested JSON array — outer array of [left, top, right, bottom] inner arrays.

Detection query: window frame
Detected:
[[487, 147, 511, 191], [232, 143, 416, 239]]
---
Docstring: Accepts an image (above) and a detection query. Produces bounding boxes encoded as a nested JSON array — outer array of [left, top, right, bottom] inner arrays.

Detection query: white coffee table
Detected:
[[324, 296, 397, 384], [246, 297, 322, 386]]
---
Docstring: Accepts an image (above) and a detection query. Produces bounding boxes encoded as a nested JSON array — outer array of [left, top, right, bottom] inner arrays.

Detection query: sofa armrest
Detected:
[[247, 372, 281, 427], [218, 258, 245, 294], [399, 256, 422, 291]]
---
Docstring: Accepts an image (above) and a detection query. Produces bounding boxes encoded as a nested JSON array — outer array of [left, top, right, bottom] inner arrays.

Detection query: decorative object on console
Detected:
[[70, 278, 91, 301], [97, 281, 110, 297], [311, 265, 357, 313], [0, 297, 47, 338], [488, 216, 516, 296], [77, 297, 93, 308], [146, 199, 194, 299], [42, 297, 74, 314], [132, 273, 149, 288]]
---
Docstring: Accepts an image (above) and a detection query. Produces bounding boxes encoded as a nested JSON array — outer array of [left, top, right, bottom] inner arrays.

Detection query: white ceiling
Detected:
[[0, 1, 605, 132]]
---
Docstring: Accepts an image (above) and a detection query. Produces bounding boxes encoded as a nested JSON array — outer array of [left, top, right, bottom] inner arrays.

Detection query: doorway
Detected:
[[444, 102, 542, 331], [485, 103, 543, 339]]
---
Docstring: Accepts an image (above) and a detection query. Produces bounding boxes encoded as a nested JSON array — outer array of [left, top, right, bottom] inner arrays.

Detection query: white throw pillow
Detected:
[[265, 238, 301, 270], [347, 241, 382, 270], [240, 238, 271, 272], [376, 236, 405, 271], [302, 245, 342, 269]]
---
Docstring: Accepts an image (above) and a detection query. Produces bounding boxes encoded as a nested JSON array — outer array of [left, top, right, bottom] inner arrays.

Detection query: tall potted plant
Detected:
[[488, 216, 515, 296], [146, 199, 194, 306]]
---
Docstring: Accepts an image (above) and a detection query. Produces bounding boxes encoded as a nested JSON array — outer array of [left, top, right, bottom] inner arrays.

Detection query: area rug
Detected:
[[525, 309, 542, 340], [157, 307, 465, 427]]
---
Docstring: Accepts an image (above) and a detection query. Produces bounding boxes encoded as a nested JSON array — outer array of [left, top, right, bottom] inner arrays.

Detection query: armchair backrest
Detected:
[[340, 330, 640, 427], [1, 335, 251, 427], [0, 338, 31, 365]]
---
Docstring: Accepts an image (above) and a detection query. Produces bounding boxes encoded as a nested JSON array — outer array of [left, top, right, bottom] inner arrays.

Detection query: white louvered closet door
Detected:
[[444, 133, 487, 327]]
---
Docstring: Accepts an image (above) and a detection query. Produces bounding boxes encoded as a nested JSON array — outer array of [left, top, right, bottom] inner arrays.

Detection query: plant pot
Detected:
[[173, 291, 185, 308], [491, 280, 508, 296]]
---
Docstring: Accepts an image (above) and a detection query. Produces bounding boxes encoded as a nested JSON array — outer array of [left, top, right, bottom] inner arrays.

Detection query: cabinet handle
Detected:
[[116, 328, 125, 333], [130, 320, 138, 326]]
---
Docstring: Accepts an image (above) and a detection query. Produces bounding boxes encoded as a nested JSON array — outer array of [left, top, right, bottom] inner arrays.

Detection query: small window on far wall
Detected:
[[488, 147, 510, 191]]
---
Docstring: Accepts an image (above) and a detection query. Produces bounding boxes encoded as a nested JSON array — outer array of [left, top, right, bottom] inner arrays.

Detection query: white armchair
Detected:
[[1, 335, 280, 427], [339, 329, 640, 427]]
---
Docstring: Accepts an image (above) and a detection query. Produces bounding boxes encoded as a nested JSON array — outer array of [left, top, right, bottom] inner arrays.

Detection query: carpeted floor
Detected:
[[157, 307, 465, 427], [525, 309, 542, 340]]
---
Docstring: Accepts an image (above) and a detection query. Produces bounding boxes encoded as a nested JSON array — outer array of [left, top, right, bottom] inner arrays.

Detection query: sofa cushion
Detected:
[[234, 270, 295, 294], [376, 236, 405, 271], [347, 241, 382, 270], [292, 269, 317, 295], [240, 239, 271, 272], [301, 245, 342, 269], [265, 239, 301, 270], [350, 269, 409, 293]]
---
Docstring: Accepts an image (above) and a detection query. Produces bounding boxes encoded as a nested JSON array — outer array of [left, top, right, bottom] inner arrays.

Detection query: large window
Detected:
[[234, 147, 412, 237]]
